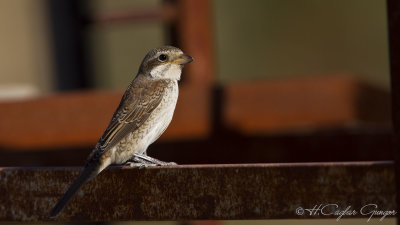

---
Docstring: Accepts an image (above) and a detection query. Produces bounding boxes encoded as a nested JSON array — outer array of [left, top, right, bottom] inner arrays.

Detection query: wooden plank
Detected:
[[225, 75, 390, 134], [0, 90, 120, 150], [0, 87, 209, 150], [0, 75, 389, 151], [0, 162, 395, 222]]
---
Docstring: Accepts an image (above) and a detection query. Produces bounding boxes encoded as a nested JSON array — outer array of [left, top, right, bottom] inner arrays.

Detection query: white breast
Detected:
[[142, 82, 179, 150]]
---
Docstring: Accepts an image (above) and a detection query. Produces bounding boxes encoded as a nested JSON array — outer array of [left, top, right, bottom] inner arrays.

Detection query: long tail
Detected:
[[50, 163, 100, 217]]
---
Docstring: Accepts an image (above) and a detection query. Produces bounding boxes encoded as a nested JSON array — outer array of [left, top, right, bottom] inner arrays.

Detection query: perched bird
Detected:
[[50, 46, 193, 217]]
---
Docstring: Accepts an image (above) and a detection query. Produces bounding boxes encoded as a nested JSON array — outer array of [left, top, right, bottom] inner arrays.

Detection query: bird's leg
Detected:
[[124, 150, 156, 168], [131, 153, 177, 166]]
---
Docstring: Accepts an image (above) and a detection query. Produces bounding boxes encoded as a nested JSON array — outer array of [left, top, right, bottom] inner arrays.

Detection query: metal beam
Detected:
[[0, 162, 395, 222]]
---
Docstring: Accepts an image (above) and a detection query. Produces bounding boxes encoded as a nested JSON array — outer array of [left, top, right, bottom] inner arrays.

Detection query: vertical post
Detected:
[[387, 0, 400, 224], [47, 0, 90, 90], [169, 0, 216, 137], [176, 0, 215, 86]]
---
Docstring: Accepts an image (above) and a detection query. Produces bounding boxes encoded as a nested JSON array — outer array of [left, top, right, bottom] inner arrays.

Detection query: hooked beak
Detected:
[[173, 54, 194, 65]]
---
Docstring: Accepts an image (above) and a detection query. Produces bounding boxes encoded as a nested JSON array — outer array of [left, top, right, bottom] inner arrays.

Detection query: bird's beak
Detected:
[[173, 54, 194, 65]]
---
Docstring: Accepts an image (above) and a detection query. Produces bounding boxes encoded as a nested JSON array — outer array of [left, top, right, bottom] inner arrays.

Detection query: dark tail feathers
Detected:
[[50, 164, 99, 217]]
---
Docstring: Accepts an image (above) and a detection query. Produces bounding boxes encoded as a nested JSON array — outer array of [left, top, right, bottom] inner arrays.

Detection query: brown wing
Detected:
[[96, 80, 166, 153]]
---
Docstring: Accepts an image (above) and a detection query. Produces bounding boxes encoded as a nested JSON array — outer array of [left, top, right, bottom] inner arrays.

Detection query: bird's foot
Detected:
[[125, 156, 157, 168], [131, 153, 177, 166], [125, 162, 157, 168]]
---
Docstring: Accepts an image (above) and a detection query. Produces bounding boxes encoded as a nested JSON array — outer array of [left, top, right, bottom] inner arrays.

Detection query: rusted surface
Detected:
[[0, 162, 395, 222]]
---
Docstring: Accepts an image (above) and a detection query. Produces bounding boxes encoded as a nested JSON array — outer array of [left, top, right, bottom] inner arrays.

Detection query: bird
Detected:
[[50, 46, 193, 217]]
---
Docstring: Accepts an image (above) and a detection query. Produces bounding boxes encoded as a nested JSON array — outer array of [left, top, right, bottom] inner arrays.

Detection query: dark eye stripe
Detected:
[[143, 58, 162, 74]]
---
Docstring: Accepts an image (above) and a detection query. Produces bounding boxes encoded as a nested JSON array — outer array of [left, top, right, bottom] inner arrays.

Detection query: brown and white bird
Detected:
[[50, 46, 193, 217]]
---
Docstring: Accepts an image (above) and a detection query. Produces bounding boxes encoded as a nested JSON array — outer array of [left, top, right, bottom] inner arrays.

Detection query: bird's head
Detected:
[[139, 46, 194, 81]]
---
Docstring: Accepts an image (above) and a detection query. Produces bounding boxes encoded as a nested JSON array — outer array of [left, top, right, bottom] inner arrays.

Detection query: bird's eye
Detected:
[[158, 54, 168, 62]]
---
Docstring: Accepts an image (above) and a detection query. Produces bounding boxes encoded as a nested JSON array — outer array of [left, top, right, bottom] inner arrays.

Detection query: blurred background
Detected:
[[0, 0, 394, 224], [0, 0, 392, 166]]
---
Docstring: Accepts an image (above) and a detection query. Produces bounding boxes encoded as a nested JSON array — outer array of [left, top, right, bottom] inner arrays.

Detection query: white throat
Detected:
[[150, 63, 182, 81]]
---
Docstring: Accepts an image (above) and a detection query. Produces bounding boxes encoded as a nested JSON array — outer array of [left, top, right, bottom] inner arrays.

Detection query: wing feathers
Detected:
[[97, 80, 166, 152]]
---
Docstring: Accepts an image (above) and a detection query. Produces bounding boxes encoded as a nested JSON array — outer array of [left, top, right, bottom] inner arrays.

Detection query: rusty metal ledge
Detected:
[[0, 162, 395, 222]]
